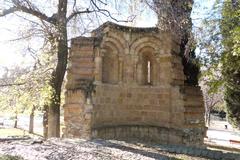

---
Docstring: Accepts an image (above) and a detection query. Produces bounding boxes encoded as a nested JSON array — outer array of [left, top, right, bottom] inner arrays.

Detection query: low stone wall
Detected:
[[92, 125, 184, 145]]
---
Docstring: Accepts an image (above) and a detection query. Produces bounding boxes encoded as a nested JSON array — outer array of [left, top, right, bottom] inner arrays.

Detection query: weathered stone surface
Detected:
[[64, 22, 205, 147]]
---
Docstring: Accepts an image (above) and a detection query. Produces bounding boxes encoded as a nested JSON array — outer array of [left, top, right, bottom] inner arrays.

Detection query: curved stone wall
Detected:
[[64, 22, 205, 147]]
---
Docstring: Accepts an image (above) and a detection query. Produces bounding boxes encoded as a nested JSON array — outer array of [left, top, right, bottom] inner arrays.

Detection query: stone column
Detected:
[[118, 56, 123, 84], [95, 56, 102, 83], [155, 55, 161, 86], [157, 54, 172, 86], [95, 49, 105, 83], [136, 61, 143, 85], [133, 55, 139, 85]]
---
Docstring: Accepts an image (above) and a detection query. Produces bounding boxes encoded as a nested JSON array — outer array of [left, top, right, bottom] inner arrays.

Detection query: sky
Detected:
[[0, 16, 22, 67], [0, 0, 215, 76]]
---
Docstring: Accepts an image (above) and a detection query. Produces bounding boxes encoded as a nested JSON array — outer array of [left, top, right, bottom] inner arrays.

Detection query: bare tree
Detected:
[[0, 0, 128, 137], [200, 72, 224, 126], [203, 90, 223, 126]]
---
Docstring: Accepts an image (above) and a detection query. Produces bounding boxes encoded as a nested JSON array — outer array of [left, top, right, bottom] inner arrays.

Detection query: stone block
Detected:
[[171, 113, 184, 127], [169, 134, 182, 144], [64, 104, 83, 115]]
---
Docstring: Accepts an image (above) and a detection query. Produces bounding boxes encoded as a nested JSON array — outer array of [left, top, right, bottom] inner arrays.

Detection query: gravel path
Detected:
[[0, 138, 210, 160]]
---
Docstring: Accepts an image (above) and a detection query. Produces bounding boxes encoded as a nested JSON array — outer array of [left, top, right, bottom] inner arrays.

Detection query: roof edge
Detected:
[[92, 21, 158, 34]]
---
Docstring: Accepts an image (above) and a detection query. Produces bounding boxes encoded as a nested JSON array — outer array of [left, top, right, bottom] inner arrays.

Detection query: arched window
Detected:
[[102, 51, 119, 84], [147, 60, 151, 84], [138, 52, 154, 85]]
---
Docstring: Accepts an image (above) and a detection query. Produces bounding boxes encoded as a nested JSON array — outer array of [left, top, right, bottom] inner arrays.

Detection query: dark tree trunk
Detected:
[[47, 0, 68, 138], [43, 104, 49, 138], [29, 105, 36, 133], [231, 0, 238, 8], [207, 114, 211, 126], [48, 90, 61, 137], [14, 113, 18, 128], [207, 110, 211, 127]]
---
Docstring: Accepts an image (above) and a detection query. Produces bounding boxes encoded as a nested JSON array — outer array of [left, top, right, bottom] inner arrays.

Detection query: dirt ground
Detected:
[[1, 120, 239, 160], [0, 138, 211, 160]]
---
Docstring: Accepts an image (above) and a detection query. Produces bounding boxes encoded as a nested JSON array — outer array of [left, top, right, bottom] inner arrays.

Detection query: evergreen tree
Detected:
[[221, 0, 240, 128]]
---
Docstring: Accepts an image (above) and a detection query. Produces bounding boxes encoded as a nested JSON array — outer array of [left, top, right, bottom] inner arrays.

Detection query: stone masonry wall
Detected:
[[64, 37, 95, 138], [64, 22, 205, 147], [182, 86, 206, 146]]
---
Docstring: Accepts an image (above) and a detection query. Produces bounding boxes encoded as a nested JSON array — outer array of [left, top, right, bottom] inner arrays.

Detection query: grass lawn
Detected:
[[0, 128, 32, 160], [0, 128, 31, 138]]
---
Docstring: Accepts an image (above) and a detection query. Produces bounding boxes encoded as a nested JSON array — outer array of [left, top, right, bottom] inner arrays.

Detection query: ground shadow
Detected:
[[92, 140, 182, 160]]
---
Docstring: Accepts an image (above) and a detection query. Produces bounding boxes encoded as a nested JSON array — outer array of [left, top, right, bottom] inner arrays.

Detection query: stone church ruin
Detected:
[[63, 22, 205, 146]]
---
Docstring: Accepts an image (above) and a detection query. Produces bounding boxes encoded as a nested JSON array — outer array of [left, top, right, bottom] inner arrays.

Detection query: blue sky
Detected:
[[0, 0, 215, 75]]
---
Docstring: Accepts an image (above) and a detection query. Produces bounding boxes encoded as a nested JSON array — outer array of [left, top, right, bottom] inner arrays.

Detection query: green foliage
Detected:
[[195, 0, 225, 93], [196, 0, 240, 128], [0, 155, 23, 160], [0, 48, 54, 116], [213, 102, 226, 112], [225, 85, 240, 127], [221, 0, 240, 128]]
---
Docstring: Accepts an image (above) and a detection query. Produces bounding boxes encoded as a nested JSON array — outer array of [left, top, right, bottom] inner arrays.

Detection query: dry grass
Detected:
[[0, 128, 30, 138]]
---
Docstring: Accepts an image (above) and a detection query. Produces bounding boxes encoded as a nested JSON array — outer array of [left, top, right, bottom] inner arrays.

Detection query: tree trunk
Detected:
[[153, 0, 199, 86], [48, 93, 61, 137], [29, 105, 36, 133], [231, 0, 238, 8], [207, 111, 211, 127], [43, 104, 48, 138], [205, 110, 208, 125], [14, 113, 18, 128], [47, 0, 68, 138]]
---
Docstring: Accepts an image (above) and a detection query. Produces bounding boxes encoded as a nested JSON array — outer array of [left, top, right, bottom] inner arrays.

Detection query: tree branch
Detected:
[[0, 7, 18, 17], [0, 82, 26, 87], [67, 0, 129, 23], [90, 0, 128, 22], [67, 9, 96, 22], [0, 0, 56, 25]]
